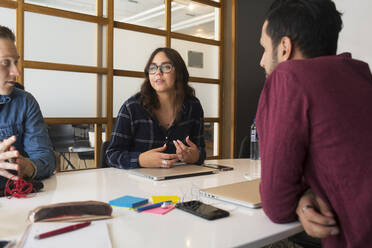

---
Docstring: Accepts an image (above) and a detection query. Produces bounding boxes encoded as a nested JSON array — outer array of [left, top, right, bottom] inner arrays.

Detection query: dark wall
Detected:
[[235, 0, 274, 158]]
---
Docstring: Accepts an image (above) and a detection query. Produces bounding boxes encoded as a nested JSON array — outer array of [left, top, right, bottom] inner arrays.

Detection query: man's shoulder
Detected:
[[11, 88, 36, 103], [275, 53, 369, 75]]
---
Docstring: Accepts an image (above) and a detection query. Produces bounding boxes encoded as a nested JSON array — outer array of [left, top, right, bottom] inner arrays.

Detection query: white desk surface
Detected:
[[0, 159, 303, 248]]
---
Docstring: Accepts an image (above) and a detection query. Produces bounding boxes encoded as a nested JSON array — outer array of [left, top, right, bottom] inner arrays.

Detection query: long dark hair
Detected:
[[140, 47, 195, 115]]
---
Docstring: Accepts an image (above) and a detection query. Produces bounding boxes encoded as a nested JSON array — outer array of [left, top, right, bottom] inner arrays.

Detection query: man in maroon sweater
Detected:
[[256, 0, 372, 247]]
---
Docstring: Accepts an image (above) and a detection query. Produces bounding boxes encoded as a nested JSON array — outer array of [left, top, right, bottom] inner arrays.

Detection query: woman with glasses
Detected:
[[106, 48, 206, 169]]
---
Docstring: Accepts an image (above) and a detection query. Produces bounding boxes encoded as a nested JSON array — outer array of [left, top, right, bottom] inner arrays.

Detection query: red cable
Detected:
[[4, 175, 36, 198]]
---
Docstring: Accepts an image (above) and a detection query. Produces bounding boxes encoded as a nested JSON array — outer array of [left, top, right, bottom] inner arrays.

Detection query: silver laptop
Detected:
[[128, 165, 218, 181], [199, 179, 261, 208]]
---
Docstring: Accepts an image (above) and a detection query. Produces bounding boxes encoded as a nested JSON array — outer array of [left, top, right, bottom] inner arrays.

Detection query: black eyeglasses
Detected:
[[148, 63, 173, 74]]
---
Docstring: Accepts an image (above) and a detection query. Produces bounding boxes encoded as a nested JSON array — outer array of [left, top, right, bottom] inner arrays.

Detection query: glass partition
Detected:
[[25, 12, 102, 67], [113, 76, 143, 117], [24, 69, 106, 118], [204, 122, 218, 157], [114, 0, 164, 29], [172, 1, 219, 40], [0, 7, 16, 32], [172, 38, 219, 79], [114, 29, 165, 71], [190, 82, 219, 118], [0, 7, 17, 93], [25, 0, 101, 16]]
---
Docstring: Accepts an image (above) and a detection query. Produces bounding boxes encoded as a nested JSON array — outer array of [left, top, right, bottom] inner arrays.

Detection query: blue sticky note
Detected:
[[109, 195, 148, 208]]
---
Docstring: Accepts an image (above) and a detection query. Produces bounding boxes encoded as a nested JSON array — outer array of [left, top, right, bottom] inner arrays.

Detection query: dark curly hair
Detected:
[[140, 47, 195, 116]]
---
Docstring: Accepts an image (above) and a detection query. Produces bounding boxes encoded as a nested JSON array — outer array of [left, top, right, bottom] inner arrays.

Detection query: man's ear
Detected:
[[278, 36, 293, 62]]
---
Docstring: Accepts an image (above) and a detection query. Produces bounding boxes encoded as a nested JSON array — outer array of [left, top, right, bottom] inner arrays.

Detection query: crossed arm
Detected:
[[296, 189, 340, 238]]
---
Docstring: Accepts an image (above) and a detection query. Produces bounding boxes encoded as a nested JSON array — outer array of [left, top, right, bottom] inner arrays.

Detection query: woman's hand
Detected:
[[173, 136, 200, 164], [138, 144, 178, 168]]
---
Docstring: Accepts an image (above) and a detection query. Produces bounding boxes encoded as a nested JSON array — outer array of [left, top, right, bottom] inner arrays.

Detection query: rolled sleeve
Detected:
[[24, 94, 56, 180]]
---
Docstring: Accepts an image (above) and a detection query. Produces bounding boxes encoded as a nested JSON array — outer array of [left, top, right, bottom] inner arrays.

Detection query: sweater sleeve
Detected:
[[256, 70, 310, 223]]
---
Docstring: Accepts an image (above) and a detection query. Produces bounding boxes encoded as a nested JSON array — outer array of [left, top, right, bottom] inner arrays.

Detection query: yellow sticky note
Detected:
[[152, 196, 180, 204]]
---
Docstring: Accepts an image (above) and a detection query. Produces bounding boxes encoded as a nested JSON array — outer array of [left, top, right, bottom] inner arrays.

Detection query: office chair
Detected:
[[238, 135, 250, 158], [99, 141, 110, 168], [48, 124, 94, 170]]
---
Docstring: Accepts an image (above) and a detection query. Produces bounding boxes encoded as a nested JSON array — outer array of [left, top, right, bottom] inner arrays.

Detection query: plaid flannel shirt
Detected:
[[106, 94, 206, 169]]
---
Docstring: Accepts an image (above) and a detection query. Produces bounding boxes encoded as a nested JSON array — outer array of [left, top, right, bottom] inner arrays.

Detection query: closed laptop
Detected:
[[200, 179, 261, 208], [128, 165, 218, 181]]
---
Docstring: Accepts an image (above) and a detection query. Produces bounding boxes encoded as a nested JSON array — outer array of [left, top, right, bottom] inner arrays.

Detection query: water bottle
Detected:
[[250, 118, 260, 160]]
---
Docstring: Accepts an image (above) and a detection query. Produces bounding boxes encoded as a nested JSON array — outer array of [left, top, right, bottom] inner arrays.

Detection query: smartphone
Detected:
[[203, 164, 234, 171], [176, 200, 230, 220]]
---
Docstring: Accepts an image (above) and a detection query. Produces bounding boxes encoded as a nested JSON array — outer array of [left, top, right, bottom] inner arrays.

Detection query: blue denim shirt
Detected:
[[0, 88, 56, 179]]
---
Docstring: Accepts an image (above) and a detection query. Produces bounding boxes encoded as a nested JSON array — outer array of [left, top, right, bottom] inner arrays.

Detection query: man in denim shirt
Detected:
[[0, 25, 55, 180]]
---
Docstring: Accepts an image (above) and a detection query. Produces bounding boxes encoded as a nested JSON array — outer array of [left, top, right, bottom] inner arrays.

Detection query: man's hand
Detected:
[[139, 144, 178, 168], [0, 136, 35, 180], [0, 136, 20, 179], [173, 136, 200, 164], [16, 156, 36, 179], [296, 189, 340, 238]]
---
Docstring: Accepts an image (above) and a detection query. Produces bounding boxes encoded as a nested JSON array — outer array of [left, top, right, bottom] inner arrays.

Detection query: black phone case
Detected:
[[176, 200, 230, 220]]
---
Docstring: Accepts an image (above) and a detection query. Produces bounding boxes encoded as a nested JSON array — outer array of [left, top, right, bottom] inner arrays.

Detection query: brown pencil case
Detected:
[[28, 200, 113, 222]]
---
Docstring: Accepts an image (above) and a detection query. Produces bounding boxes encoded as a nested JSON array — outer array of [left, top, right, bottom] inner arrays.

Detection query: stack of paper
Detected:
[[18, 221, 111, 248]]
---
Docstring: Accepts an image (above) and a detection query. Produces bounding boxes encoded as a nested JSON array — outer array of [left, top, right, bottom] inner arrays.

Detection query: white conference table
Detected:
[[0, 159, 303, 248]]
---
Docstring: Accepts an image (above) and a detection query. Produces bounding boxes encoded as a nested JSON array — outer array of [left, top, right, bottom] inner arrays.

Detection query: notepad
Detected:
[[108, 195, 148, 208], [151, 196, 180, 204], [18, 221, 111, 248], [141, 205, 176, 215]]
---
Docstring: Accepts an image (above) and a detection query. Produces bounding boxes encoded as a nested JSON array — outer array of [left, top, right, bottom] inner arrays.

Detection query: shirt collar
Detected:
[[338, 52, 352, 59], [0, 94, 12, 104]]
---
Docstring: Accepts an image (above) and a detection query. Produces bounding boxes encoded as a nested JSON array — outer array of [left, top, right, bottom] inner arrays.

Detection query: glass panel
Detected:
[[172, 39, 219, 79], [24, 69, 106, 118], [204, 122, 218, 157], [113, 76, 144, 117], [190, 82, 219, 118], [48, 123, 96, 171], [114, 0, 164, 30], [114, 29, 165, 71], [172, 1, 219, 40], [0, 7, 16, 32], [25, 12, 104, 67], [88, 124, 108, 148], [25, 0, 100, 16]]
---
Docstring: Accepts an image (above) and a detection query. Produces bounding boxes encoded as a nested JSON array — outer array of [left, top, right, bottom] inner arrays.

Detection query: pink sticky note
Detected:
[[141, 205, 175, 215]]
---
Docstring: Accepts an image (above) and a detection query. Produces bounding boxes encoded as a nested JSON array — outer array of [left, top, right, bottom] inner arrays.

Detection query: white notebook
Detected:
[[18, 221, 111, 248]]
